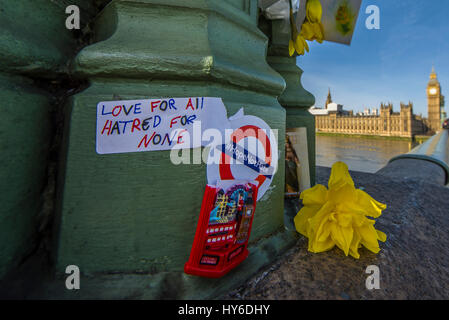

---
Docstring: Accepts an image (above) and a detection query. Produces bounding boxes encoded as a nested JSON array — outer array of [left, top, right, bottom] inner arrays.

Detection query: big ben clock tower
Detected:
[[427, 67, 445, 133]]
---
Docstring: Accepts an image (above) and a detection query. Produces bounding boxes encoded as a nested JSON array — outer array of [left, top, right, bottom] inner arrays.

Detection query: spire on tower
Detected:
[[325, 88, 332, 109], [430, 65, 437, 80]]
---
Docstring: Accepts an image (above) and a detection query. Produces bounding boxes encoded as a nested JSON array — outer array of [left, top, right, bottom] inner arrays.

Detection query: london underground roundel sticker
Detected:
[[206, 114, 278, 200]]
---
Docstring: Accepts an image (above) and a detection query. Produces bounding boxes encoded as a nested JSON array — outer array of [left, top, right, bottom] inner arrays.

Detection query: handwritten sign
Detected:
[[96, 97, 228, 154], [96, 97, 279, 199]]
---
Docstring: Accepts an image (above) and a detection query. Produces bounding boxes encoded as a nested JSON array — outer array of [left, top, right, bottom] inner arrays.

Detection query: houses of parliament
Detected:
[[311, 68, 446, 138]]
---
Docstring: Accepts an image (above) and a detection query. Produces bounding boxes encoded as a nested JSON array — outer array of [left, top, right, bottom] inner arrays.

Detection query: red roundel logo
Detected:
[[207, 115, 278, 200]]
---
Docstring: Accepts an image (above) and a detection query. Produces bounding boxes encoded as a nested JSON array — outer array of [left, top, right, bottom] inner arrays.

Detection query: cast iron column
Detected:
[[55, 0, 293, 298]]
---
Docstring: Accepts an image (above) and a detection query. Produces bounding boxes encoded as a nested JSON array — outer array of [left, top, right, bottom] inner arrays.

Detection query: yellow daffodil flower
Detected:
[[300, 0, 325, 43], [294, 162, 387, 259], [306, 0, 322, 23]]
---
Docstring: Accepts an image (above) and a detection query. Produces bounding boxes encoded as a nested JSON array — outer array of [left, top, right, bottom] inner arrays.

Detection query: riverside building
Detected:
[[310, 69, 446, 138]]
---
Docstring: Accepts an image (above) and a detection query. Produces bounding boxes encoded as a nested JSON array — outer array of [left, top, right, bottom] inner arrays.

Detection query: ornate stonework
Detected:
[[427, 67, 445, 133], [313, 69, 448, 137], [314, 102, 426, 138]]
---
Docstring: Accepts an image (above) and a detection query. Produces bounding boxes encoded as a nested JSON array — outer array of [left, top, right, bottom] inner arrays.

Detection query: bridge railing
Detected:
[[386, 130, 449, 185]]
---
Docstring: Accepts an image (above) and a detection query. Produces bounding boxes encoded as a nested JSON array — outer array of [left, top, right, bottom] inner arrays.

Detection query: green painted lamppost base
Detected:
[[53, 0, 295, 299], [0, 0, 100, 280], [0, 74, 52, 280]]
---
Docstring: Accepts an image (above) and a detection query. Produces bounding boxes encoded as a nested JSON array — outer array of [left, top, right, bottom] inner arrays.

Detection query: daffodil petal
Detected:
[[302, 36, 309, 52], [351, 213, 367, 227], [360, 223, 379, 243], [308, 201, 334, 235], [312, 236, 335, 253], [349, 231, 362, 259], [317, 22, 324, 42], [309, 213, 335, 252], [300, 184, 328, 206], [306, 0, 323, 23], [359, 224, 381, 252], [376, 230, 387, 242], [355, 189, 387, 218], [362, 243, 381, 254], [318, 224, 331, 242], [330, 222, 353, 256], [337, 213, 352, 228], [327, 183, 357, 205], [294, 35, 304, 55], [340, 226, 354, 256], [294, 204, 322, 237], [328, 161, 355, 189], [314, 211, 332, 242], [288, 40, 295, 56], [300, 22, 313, 40]]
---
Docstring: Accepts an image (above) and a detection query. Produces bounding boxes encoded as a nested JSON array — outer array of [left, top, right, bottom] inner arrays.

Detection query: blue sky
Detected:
[[299, 0, 449, 117]]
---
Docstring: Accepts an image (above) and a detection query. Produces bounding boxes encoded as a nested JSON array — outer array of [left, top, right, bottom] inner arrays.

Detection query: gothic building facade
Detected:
[[312, 68, 446, 138], [314, 102, 426, 138]]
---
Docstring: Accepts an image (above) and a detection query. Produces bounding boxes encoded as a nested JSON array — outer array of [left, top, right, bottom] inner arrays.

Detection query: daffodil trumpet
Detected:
[[294, 162, 387, 259]]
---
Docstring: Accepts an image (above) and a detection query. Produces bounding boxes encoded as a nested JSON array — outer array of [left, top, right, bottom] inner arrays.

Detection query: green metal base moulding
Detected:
[[54, 0, 293, 298]]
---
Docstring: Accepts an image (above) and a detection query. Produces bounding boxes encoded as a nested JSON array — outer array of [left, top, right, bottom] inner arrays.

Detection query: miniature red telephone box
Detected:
[[184, 182, 258, 278]]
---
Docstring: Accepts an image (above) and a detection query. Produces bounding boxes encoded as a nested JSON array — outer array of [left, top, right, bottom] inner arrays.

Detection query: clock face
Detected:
[[429, 87, 438, 95]]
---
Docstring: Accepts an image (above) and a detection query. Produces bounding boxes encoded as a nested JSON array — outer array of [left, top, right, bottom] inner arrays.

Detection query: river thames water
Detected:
[[316, 135, 419, 173]]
